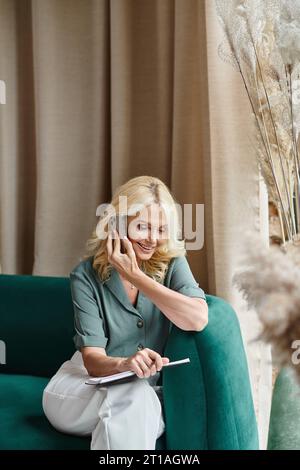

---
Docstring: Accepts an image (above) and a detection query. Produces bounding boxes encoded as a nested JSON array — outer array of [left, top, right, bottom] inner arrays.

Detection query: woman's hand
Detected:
[[119, 348, 170, 378], [106, 229, 141, 281]]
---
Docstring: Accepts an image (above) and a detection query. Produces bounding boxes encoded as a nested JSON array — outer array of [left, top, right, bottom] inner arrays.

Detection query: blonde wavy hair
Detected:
[[82, 175, 186, 283]]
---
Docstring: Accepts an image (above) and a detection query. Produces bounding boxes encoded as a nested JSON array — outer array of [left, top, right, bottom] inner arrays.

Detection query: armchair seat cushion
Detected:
[[0, 373, 89, 450], [0, 373, 165, 450]]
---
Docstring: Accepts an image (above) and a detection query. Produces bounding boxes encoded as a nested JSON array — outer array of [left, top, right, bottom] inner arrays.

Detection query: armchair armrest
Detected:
[[162, 294, 259, 450]]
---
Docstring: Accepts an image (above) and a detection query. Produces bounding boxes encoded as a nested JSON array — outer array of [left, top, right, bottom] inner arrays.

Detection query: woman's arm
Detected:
[[107, 231, 208, 332], [130, 270, 208, 332], [81, 346, 125, 377], [82, 346, 169, 378]]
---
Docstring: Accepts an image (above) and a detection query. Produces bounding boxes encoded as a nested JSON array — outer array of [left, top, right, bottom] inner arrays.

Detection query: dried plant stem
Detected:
[[240, 13, 294, 239], [254, 76, 291, 240], [278, 208, 286, 243], [287, 67, 300, 234], [252, 40, 297, 238], [255, 86, 293, 238], [296, 183, 300, 234], [224, 42, 292, 238], [288, 67, 300, 171]]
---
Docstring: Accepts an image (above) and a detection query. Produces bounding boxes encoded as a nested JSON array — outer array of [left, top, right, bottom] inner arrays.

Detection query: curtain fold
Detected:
[[0, 0, 271, 447]]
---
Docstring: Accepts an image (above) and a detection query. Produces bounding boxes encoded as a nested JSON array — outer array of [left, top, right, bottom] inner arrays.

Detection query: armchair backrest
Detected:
[[0, 273, 75, 377]]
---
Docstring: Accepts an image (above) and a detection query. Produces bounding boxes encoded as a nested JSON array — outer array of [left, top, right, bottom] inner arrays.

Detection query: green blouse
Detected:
[[70, 255, 206, 359]]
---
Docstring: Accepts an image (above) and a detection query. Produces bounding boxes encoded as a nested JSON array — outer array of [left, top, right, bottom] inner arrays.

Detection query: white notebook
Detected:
[[85, 357, 190, 385]]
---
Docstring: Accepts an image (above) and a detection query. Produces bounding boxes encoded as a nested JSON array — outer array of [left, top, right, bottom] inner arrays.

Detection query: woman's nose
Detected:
[[148, 228, 158, 242]]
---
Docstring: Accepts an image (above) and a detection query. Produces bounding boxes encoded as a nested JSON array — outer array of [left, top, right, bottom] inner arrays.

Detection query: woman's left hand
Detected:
[[106, 229, 141, 281]]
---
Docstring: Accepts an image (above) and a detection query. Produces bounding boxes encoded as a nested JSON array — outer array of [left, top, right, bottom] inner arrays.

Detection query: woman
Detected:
[[42, 175, 208, 450]]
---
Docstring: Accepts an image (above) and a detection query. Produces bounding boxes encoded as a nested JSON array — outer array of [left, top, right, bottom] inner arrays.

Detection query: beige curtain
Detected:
[[0, 0, 271, 447]]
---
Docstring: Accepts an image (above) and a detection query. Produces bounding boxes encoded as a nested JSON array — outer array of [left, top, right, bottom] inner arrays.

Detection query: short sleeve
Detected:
[[169, 256, 206, 300], [70, 270, 108, 351]]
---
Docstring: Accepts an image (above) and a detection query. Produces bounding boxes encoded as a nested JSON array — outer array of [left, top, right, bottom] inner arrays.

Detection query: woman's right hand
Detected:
[[120, 348, 169, 378]]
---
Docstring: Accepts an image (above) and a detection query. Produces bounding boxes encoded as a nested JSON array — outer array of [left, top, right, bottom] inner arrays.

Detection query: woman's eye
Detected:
[[137, 224, 148, 231]]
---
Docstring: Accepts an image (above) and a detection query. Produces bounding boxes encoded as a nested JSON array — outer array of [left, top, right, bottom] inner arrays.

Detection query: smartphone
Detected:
[[108, 214, 128, 253]]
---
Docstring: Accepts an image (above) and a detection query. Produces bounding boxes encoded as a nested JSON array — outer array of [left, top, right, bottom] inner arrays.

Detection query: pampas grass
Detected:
[[216, 0, 300, 382], [216, 0, 300, 243], [233, 232, 300, 381]]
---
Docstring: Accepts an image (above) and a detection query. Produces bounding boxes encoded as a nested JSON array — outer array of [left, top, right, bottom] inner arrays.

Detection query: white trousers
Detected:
[[42, 351, 165, 450]]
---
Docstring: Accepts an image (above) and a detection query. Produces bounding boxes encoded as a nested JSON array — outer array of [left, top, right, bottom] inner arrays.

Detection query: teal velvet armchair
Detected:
[[0, 273, 259, 450]]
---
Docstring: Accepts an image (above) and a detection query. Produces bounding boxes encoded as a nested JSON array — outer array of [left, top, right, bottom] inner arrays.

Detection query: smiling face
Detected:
[[126, 203, 169, 263]]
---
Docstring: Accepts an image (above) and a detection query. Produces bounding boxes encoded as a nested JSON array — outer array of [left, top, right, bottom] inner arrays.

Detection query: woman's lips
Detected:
[[136, 242, 155, 252]]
